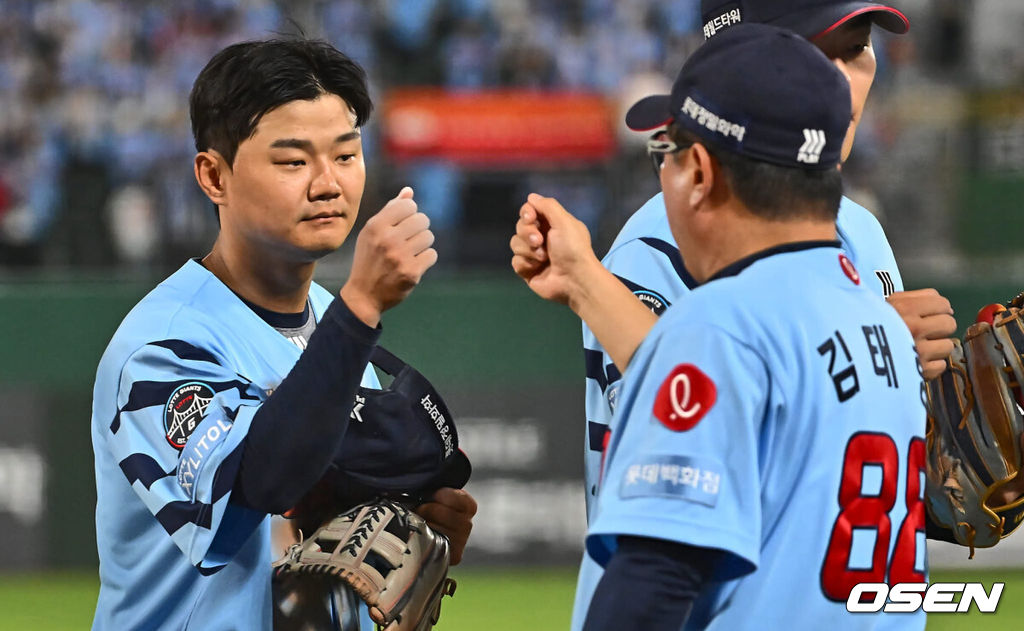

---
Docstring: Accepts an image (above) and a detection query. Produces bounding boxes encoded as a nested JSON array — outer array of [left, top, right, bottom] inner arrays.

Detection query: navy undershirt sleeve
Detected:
[[233, 297, 380, 513], [583, 536, 721, 631]]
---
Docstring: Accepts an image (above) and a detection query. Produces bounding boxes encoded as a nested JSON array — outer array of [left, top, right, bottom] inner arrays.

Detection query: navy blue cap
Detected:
[[625, 23, 851, 170], [329, 345, 472, 504], [701, 0, 908, 40]]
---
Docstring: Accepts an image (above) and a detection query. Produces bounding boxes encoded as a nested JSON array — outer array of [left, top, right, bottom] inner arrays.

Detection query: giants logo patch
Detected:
[[653, 364, 716, 431], [164, 382, 214, 449], [634, 289, 668, 316]]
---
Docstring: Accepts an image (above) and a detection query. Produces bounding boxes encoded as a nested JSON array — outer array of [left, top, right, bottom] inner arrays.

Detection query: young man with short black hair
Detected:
[[91, 38, 475, 630]]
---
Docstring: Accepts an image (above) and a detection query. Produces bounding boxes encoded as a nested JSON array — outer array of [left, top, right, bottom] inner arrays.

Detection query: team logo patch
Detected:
[[164, 382, 214, 450], [607, 383, 621, 413], [634, 290, 668, 316], [839, 254, 860, 285], [653, 364, 716, 431]]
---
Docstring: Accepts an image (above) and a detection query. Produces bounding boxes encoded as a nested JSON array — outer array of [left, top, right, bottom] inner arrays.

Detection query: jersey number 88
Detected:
[[820, 432, 926, 601]]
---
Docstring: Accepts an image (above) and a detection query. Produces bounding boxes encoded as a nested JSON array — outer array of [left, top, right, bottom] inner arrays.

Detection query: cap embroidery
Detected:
[[797, 128, 826, 164], [681, 96, 746, 142], [704, 7, 743, 39]]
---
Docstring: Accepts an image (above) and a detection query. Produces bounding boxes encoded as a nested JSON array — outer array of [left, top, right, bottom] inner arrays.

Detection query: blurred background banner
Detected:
[[382, 90, 616, 164], [0, 0, 1023, 578]]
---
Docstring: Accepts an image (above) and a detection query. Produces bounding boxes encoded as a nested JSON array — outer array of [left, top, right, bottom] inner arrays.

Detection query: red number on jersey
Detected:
[[820, 433, 924, 601]]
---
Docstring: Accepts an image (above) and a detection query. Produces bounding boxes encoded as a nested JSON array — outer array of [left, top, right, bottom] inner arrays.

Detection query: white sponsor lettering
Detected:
[[177, 418, 233, 497], [420, 394, 454, 457], [624, 462, 721, 495], [846, 582, 1004, 613], [680, 97, 745, 142], [703, 8, 742, 39], [0, 446, 46, 524], [797, 128, 826, 164]]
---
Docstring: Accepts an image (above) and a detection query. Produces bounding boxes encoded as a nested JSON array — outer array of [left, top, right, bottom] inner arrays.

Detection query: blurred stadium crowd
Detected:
[[0, 0, 1020, 272]]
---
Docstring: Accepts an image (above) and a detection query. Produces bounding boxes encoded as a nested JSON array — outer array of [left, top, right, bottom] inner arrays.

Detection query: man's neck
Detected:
[[694, 212, 838, 283], [203, 238, 315, 314]]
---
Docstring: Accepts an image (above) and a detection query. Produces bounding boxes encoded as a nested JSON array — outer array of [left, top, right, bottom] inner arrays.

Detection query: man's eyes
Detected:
[[272, 155, 355, 166]]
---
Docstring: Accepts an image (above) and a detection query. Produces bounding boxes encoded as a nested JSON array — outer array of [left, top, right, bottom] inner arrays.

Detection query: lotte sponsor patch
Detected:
[[652, 364, 716, 431], [839, 253, 860, 285]]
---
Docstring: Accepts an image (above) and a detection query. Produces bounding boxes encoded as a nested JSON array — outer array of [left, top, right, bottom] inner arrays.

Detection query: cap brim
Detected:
[[433, 449, 472, 490], [816, 4, 909, 37], [625, 94, 674, 131], [773, 3, 909, 39]]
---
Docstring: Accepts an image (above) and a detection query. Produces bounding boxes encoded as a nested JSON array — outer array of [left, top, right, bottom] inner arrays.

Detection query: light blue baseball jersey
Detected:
[[91, 259, 378, 631], [586, 243, 926, 630], [574, 194, 906, 629]]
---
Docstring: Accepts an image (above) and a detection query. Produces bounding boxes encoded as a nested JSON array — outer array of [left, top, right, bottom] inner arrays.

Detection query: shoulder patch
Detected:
[[634, 289, 669, 316], [653, 364, 716, 431], [620, 454, 722, 506], [839, 253, 860, 285], [164, 382, 214, 449]]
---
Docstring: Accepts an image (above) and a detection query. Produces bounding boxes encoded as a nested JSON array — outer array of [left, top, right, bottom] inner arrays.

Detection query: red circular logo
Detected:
[[838, 254, 860, 285], [652, 364, 717, 432]]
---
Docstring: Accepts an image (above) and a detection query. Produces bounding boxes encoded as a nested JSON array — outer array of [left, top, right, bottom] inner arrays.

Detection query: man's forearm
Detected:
[[570, 261, 659, 373]]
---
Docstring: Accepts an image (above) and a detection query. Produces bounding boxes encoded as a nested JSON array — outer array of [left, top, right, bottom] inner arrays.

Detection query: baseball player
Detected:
[[516, 23, 926, 628], [90, 38, 476, 631], [510, 2, 963, 627]]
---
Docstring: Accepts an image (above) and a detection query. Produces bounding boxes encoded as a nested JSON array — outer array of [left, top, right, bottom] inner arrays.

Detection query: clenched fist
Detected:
[[341, 187, 437, 326], [886, 288, 956, 380]]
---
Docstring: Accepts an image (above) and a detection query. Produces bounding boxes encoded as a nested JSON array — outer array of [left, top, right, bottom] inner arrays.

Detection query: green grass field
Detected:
[[0, 567, 1019, 630]]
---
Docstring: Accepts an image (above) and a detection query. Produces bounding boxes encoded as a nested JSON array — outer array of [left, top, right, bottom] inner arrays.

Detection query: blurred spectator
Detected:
[[0, 0, 1019, 271]]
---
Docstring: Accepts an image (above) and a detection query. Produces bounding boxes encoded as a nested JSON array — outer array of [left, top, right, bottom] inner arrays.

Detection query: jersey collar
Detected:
[[705, 240, 842, 284], [191, 257, 311, 328]]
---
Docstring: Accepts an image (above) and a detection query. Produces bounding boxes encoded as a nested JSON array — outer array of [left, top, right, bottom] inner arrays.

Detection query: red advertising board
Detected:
[[380, 89, 616, 165]]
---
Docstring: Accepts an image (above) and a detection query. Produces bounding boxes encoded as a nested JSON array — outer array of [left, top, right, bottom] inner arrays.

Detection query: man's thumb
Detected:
[[527, 193, 570, 225], [396, 186, 414, 200]]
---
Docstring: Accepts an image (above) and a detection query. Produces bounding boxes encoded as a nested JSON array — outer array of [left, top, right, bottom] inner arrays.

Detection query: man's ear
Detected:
[[194, 149, 229, 206], [687, 143, 717, 211]]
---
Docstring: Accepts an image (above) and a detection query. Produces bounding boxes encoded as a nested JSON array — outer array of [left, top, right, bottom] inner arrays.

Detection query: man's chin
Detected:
[[294, 229, 351, 261], [300, 244, 343, 262], [285, 237, 346, 263]]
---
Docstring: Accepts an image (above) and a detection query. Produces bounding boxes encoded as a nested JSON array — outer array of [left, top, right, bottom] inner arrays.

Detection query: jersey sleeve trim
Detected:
[[110, 376, 258, 435], [637, 237, 699, 290], [585, 349, 610, 392], [119, 453, 173, 490], [149, 339, 223, 366]]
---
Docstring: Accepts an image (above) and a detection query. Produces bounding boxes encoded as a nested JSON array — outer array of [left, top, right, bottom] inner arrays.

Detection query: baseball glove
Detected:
[[925, 297, 1024, 557], [274, 499, 457, 631]]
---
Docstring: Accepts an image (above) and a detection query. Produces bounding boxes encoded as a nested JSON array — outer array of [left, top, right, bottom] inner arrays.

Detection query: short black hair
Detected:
[[668, 125, 842, 222], [189, 38, 372, 167]]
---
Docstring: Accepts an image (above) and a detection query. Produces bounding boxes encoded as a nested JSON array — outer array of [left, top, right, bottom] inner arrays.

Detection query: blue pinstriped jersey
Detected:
[[91, 260, 377, 631], [586, 244, 925, 630], [572, 194, 906, 631]]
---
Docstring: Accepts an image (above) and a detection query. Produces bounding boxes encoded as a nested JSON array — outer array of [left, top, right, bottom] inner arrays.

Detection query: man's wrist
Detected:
[[339, 284, 383, 328], [568, 257, 615, 319]]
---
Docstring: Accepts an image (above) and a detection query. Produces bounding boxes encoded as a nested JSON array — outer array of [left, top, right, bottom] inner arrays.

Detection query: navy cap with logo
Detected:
[[329, 345, 472, 505], [701, 0, 908, 41], [625, 23, 852, 170]]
